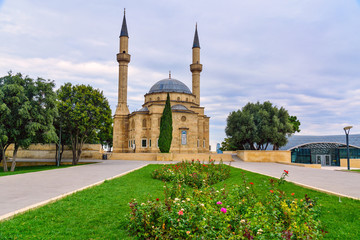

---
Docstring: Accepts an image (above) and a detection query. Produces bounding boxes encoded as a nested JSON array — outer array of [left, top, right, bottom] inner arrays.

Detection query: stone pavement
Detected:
[[231, 160, 360, 200], [1, 159, 359, 222]]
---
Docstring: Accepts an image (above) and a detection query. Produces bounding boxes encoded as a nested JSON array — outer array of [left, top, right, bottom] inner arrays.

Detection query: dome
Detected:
[[148, 78, 192, 94], [171, 104, 189, 111]]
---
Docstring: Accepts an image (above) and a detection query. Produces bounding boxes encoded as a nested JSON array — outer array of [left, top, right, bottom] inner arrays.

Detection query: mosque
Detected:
[[112, 12, 210, 153]]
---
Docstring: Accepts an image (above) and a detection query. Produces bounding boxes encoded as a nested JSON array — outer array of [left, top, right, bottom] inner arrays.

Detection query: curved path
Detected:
[[0, 159, 359, 221], [231, 160, 360, 200]]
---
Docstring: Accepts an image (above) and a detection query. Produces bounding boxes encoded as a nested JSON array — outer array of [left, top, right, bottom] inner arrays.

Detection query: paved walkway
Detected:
[[231, 160, 360, 200], [1, 159, 359, 221]]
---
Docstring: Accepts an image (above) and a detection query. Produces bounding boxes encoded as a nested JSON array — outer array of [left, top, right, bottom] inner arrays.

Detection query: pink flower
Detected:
[[221, 208, 227, 213], [178, 210, 183, 215], [216, 201, 222, 205]]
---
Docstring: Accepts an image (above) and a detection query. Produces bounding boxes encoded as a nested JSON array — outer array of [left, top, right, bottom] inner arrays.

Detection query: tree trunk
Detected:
[[1, 145, 8, 172], [10, 145, 19, 172], [55, 143, 59, 163], [60, 142, 65, 163]]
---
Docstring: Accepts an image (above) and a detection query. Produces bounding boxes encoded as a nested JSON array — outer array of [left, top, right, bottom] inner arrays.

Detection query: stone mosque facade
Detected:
[[113, 12, 210, 154]]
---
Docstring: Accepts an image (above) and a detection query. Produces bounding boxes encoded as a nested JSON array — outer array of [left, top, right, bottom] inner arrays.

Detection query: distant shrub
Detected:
[[151, 159, 231, 188]]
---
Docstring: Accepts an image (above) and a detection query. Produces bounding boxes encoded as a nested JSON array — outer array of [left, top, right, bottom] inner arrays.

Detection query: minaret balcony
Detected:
[[190, 63, 203, 72], [117, 53, 131, 63]]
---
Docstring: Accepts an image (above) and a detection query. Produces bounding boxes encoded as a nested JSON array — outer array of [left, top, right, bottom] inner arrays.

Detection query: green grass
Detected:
[[0, 165, 79, 177], [351, 169, 360, 172], [0, 165, 359, 239]]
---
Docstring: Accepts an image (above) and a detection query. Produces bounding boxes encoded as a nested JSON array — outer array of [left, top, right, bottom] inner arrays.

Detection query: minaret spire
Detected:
[[192, 23, 200, 48], [120, 8, 128, 37], [190, 24, 203, 105]]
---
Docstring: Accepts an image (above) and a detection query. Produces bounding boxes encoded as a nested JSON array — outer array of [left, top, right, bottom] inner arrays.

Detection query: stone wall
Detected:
[[109, 153, 232, 162], [340, 158, 360, 168], [5, 144, 103, 160], [236, 150, 291, 163]]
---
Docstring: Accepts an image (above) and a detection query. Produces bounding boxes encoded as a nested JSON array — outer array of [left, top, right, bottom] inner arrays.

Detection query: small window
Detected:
[[186, 98, 188, 102], [149, 97, 152, 101], [197, 139, 200, 148], [128, 140, 131, 148], [177, 97, 180, 101], [141, 139, 147, 148], [149, 139, 152, 147], [142, 119, 147, 128], [203, 140, 205, 148], [157, 97, 160, 101]]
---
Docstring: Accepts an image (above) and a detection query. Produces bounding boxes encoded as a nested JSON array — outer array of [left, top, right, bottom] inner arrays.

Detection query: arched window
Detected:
[[177, 97, 180, 101], [157, 97, 160, 101], [142, 119, 147, 128]]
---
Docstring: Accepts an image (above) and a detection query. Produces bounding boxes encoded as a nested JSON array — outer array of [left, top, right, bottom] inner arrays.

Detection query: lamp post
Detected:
[[343, 126, 352, 171]]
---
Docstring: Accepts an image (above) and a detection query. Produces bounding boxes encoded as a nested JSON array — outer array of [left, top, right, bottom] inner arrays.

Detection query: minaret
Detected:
[[113, 9, 130, 153], [190, 24, 203, 105], [116, 9, 130, 115]]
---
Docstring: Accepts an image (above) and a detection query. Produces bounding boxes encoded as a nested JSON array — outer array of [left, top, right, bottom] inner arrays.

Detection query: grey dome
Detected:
[[148, 79, 191, 94], [172, 104, 188, 111]]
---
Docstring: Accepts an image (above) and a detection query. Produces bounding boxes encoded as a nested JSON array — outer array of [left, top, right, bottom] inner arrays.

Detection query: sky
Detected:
[[1, 0, 360, 149]]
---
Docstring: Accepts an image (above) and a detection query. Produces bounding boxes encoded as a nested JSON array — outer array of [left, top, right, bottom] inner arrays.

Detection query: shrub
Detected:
[[151, 160, 231, 188], [128, 170, 326, 239]]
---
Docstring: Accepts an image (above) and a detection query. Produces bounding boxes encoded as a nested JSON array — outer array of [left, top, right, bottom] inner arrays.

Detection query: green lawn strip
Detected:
[[351, 169, 360, 172], [0, 164, 91, 177], [0, 165, 359, 239]]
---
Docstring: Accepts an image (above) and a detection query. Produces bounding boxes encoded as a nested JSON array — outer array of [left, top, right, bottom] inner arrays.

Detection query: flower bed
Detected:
[[128, 170, 326, 239], [151, 160, 231, 188]]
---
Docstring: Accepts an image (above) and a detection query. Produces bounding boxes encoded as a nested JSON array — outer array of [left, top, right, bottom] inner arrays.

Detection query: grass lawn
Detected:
[[351, 169, 360, 173], [0, 164, 84, 177], [0, 165, 359, 239]]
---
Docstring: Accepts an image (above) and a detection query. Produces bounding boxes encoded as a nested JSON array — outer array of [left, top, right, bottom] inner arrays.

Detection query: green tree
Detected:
[[0, 72, 57, 171], [219, 137, 238, 151], [289, 115, 301, 133], [225, 101, 294, 150], [158, 93, 173, 153], [57, 83, 113, 165]]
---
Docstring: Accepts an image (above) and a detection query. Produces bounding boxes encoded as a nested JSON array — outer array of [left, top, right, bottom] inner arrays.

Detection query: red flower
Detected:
[[178, 210, 184, 215], [284, 170, 289, 174], [291, 193, 295, 196], [270, 190, 274, 193], [249, 182, 254, 185], [156, 198, 160, 201], [203, 164, 206, 167]]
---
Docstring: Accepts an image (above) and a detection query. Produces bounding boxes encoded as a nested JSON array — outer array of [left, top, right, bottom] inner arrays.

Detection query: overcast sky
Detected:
[[1, 0, 360, 149]]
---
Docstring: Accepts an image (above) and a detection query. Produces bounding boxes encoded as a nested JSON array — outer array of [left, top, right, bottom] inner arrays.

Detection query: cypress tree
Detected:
[[158, 93, 173, 153]]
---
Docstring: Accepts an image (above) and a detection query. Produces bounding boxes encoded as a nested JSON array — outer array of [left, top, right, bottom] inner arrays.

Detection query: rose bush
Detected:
[[128, 169, 326, 239]]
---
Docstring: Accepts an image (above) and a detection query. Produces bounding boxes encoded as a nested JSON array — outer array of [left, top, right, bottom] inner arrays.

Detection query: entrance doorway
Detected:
[[316, 155, 331, 166]]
